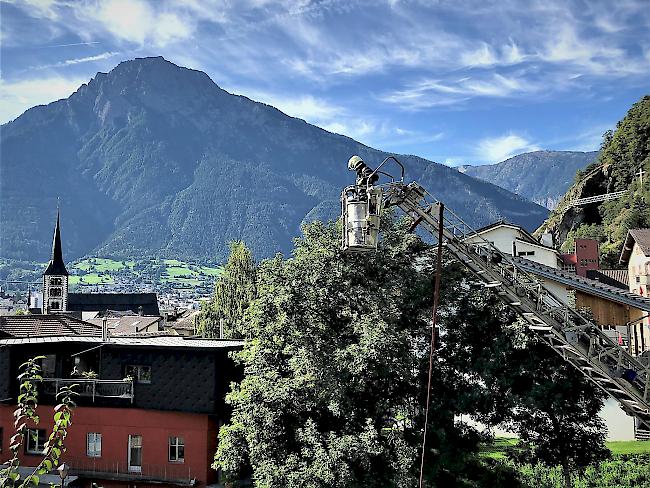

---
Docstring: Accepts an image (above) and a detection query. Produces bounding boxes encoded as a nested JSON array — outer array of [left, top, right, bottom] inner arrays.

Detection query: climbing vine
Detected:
[[0, 356, 77, 488]]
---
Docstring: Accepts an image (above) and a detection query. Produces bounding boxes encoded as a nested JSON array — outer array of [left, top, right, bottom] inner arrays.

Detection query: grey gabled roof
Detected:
[[514, 257, 650, 312], [620, 229, 650, 264]]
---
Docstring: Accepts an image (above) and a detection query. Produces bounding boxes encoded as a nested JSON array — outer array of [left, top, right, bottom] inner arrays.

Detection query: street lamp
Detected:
[[57, 463, 69, 488]]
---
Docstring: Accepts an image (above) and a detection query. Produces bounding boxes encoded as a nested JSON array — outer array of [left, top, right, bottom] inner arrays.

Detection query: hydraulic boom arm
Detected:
[[341, 156, 650, 433]]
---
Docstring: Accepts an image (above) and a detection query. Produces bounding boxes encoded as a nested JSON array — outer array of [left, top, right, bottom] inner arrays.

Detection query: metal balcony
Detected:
[[64, 456, 195, 485], [40, 378, 134, 402]]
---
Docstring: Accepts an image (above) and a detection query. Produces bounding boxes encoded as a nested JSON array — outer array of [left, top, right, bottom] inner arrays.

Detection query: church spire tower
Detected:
[[43, 208, 69, 313]]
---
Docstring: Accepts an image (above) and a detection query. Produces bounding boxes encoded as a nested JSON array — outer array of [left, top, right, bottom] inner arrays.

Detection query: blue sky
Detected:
[[1, 0, 649, 165]]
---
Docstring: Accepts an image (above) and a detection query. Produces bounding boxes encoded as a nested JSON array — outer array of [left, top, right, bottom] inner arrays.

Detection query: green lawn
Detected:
[[200, 265, 223, 276], [165, 265, 199, 277], [481, 438, 650, 459], [479, 437, 519, 459], [163, 277, 202, 286], [78, 273, 114, 284], [73, 257, 127, 272], [607, 440, 650, 455]]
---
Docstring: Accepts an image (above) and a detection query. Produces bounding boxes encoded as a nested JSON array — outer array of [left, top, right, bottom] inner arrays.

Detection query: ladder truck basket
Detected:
[[341, 185, 383, 252]]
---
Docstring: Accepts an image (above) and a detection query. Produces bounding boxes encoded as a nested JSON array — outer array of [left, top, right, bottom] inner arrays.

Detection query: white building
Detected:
[[464, 222, 570, 304], [620, 229, 650, 351]]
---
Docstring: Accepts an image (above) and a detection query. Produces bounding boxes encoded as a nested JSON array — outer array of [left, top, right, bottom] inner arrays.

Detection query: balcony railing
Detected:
[[64, 456, 195, 485], [40, 378, 134, 402]]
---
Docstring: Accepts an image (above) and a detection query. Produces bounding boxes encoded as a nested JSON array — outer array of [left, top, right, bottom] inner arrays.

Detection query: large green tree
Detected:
[[197, 241, 257, 339], [213, 216, 609, 487], [215, 217, 429, 487], [439, 288, 609, 487]]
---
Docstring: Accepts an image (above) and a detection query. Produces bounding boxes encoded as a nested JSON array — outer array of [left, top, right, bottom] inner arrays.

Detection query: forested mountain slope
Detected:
[[459, 150, 598, 209], [539, 95, 650, 267], [0, 57, 548, 262]]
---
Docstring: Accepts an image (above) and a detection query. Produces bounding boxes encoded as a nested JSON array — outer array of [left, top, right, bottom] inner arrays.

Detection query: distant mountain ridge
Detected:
[[459, 150, 598, 209], [0, 57, 548, 263]]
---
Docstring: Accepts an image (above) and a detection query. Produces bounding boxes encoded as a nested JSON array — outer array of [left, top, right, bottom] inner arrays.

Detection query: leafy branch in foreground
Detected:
[[0, 356, 77, 488]]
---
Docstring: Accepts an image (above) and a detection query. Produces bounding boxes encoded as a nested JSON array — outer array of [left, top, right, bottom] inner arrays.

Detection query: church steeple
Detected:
[[44, 209, 68, 276], [43, 208, 69, 314]]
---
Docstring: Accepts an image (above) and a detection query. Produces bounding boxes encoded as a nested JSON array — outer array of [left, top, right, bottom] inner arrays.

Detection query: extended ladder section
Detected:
[[383, 181, 650, 430]]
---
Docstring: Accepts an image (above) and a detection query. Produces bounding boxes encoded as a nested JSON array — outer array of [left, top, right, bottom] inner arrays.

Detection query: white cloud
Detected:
[[233, 90, 344, 122], [380, 73, 536, 110], [74, 0, 194, 47], [13, 0, 60, 20], [0, 76, 86, 123], [461, 43, 498, 66], [34, 51, 120, 69], [476, 133, 540, 163], [242, 91, 379, 142]]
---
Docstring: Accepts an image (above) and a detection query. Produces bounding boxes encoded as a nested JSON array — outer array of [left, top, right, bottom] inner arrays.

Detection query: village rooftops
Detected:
[[0, 334, 244, 349], [67, 292, 160, 315], [587, 269, 629, 290], [86, 315, 163, 335], [514, 257, 650, 312], [0, 314, 101, 338], [620, 229, 650, 264]]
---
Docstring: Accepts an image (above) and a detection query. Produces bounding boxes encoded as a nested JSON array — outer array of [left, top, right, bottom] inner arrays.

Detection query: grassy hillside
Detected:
[[0, 257, 222, 291]]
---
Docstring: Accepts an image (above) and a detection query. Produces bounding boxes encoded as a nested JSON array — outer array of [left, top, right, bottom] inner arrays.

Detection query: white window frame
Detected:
[[128, 434, 143, 472], [25, 428, 46, 454], [168, 436, 185, 463], [87, 432, 102, 457]]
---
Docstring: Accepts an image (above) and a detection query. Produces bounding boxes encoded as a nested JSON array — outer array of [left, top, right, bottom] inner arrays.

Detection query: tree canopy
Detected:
[[197, 241, 257, 339], [214, 215, 609, 487]]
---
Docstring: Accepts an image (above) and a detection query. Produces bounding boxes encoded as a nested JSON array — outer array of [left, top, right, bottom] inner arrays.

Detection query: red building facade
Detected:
[[561, 238, 600, 277], [0, 336, 242, 487], [0, 406, 218, 487]]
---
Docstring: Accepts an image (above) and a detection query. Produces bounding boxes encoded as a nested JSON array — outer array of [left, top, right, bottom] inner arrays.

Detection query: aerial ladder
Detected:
[[341, 155, 650, 435]]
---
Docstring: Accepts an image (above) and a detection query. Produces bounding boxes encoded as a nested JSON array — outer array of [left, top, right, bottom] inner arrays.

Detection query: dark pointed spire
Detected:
[[44, 208, 68, 276]]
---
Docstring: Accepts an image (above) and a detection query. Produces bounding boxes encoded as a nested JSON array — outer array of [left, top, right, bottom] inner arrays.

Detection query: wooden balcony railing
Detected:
[[40, 378, 134, 402]]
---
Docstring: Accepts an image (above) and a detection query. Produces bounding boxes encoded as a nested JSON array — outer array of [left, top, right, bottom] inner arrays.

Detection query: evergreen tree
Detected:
[[197, 241, 256, 339]]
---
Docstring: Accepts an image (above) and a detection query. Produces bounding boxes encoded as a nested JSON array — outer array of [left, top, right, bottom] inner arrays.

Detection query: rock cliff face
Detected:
[[0, 57, 548, 262], [459, 150, 598, 210], [538, 96, 650, 266]]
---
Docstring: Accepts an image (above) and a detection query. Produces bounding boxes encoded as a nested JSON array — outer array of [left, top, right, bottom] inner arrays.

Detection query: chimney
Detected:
[[102, 316, 108, 342]]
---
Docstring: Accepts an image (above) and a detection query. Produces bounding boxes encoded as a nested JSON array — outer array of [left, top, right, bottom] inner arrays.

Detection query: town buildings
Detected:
[[465, 222, 650, 357], [41, 211, 159, 318], [0, 213, 243, 486]]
